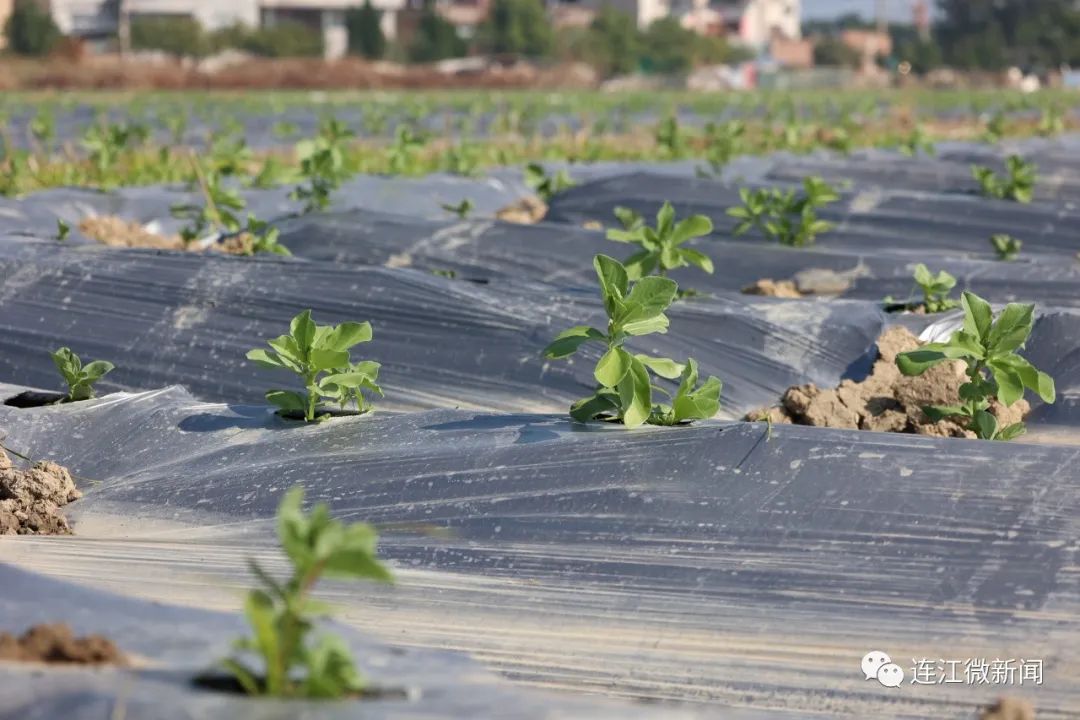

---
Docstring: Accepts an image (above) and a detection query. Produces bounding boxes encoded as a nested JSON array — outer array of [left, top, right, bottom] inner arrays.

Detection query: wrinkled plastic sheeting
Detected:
[[271, 208, 1080, 309], [0, 248, 885, 418], [0, 389, 1077, 716], [546, 172, 1080, 259], [0, 564, 692, 720], [0, 173, 526, 239]]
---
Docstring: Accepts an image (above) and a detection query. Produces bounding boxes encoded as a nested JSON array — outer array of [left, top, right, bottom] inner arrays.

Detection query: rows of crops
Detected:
[[1, 90, 1079, 718]]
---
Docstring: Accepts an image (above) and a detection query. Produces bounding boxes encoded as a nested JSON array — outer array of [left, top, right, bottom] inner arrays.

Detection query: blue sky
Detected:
[[803, 0, 922, 22]]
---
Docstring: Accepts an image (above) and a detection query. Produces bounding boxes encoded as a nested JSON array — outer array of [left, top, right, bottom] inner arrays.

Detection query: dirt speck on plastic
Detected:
[[742, 278, 804, 298], [0, 624, 126, 666]]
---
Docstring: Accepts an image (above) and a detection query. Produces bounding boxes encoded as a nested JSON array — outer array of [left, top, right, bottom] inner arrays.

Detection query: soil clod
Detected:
[[0, 448, 81, 535], [78, 215, 254, 255], [496, 196, 547, 224], [747, 326, 1030, 438], [742, 279, 804, 298], [79, 215, 186, 250], [0, 624, 126, 666], [979, 697, 1035, 720]]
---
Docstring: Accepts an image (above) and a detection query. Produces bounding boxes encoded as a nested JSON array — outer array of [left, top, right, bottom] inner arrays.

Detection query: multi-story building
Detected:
[[43, 0, 404, 58]]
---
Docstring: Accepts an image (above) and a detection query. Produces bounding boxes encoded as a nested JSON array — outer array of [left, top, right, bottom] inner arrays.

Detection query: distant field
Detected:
[[1, 88, 1076, 195]]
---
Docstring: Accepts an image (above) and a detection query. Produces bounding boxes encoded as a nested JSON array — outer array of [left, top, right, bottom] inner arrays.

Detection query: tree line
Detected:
[[7, 0, 1079, 74], [2, 0, 746, 77]]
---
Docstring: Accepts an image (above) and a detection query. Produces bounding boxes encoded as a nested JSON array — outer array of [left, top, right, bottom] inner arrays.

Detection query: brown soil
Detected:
[[78, 216, 253, 255], [746, 326, 1029, 438], [980, 697, 1035, 720], [496, 196, 548, 224], [0, 624, 126, 666], [0, 448, 81, 535], [743, 279, 804, 298], [0, 56, 597, 92], [79, 216, 185, 250]]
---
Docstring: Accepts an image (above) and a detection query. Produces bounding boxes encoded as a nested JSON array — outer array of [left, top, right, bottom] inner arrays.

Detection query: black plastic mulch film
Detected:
[[0, 140, 1078, 718]]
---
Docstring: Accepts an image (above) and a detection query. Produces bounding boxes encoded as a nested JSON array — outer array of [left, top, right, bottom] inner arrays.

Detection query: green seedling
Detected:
[[443, 142, 481, 177], [50, 347, 114, 402], [272, 120, 299, 139], [542, 254, 721, 428], [524, 163, 575, 203], [702, 120, 745, 174], [29, 109, 55, 152], [913, 263, 959, 313], [606, 201, 713, 280], [896, 291, 1055, 440], [206, 131, 253, 177], [387, 125, 426, 175], [612, 206, 643, 232], [55, 218, 70, 242], [173, 159, 246, 243], [81, 121, 141, 185], [982, 111, 1006, 143], [292, 119, 355, 213], [899, 125, 935, 157], [972, 155, 1036, 203], [728, 176, 839, 247], [440, 198, 473, 219], [240, 215, 291, 257], [655, 115, 685, 157], [223, 487, 393, 699], [252, 155, 300, 189], [1038, 105, 1065, 137], [246, 310, 382, 422], [163, 111, 189, 145], [990, 233, 1022, 261]]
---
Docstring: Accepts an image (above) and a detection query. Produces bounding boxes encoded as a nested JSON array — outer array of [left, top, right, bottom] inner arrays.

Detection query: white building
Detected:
[[725, 0, 800, 45], [46, 0, 405, 59], [128, 0, 260, 29]]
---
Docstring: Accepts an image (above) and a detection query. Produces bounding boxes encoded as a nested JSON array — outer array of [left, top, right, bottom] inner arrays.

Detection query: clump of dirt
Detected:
[[747, 326, 1029, 438], [0, 624, 126, 666], [496, 196, 547, 224], [79, 215, 186, 250], [743, 279, 804, 298], [0, 448, 81, 535], [980, 697, 1035, 720], [78, 216, 253, 255]]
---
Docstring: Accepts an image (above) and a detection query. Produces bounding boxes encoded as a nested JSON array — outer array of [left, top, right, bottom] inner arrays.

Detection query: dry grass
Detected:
[[0, 56, 596, 91]]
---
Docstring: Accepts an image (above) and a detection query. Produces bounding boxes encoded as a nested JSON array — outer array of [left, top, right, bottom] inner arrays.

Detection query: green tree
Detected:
[[640, 17, 696, 74], [238, 21, 324, 58], [131, 15, 209, 57], [935, 0, 1080, 70], [3, 0, 60, 56], [346, 1, 387, 59], [408, 0, 466, 63], [582, 6, 640, 76], [896, 36, 942, 74], [813, 36, 862, 67], [477, 0, 552, 57]]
